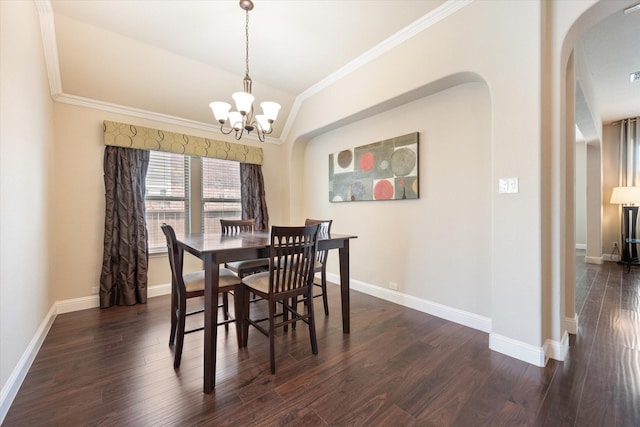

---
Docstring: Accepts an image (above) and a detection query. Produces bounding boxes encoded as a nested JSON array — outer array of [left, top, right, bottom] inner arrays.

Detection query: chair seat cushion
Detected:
[[241, 271, 270, 294], [183, 268, 239, 293], [242, 270, 310, 295], [242, 271, 269, 294], [227, 258, 269, 272]]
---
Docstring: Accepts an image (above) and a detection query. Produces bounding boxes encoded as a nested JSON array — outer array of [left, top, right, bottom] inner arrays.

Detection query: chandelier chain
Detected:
[[245, 9, 250, 78]]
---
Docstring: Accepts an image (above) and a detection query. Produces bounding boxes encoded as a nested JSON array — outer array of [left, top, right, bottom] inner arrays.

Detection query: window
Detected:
[[201, 157, 241, 233], [145, 152, 242, 252], [145, 151, 190, 252]]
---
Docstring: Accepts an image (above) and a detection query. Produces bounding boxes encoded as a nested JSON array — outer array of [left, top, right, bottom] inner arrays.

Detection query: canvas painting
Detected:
[[329, 132, 419, 202]]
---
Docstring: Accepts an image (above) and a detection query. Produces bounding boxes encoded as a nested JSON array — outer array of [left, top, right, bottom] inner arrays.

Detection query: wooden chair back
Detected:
[[220, 218, 256, 234], [304, 218, 332, 265], [268, 224, 320, 296], [161, 223, 190, 300]]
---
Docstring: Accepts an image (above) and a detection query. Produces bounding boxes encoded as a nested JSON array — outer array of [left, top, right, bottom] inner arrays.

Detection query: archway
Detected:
[[556, 0, 636, 343]]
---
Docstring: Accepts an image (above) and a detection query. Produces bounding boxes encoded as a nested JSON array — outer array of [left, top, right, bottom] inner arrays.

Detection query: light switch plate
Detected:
[[498, 177, 518, 194]]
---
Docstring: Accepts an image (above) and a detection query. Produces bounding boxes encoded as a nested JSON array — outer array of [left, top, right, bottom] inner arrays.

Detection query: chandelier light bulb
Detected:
[[209, 102, 231, 123], [228, 112, 243, 131], [260, 101, 281, 122], [255, 115, 271, 132], [232, 92, 255, 115]]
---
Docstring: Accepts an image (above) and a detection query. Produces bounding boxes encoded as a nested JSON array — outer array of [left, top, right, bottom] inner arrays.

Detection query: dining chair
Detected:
[[220, 218, 270, 278], [241, 224, 320, 374], [161, 223, 244, 369], [304, 218, 333, 315]]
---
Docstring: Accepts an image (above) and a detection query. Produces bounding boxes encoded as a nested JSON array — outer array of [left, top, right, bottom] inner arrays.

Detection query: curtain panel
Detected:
[[240, 163, 269, 230], [619, 117, 640, 186], [100, 146, 150, 307], [100, 122, 270, 307], [618, 117, 640, 262], [104, 120, 263, 165]]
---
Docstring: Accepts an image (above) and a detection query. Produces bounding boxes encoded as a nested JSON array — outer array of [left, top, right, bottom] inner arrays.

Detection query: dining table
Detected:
[[175, 229, 357, 393]]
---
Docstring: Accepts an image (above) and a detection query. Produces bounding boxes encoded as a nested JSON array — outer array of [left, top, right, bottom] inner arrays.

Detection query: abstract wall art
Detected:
[[329, 132, 419, 202]]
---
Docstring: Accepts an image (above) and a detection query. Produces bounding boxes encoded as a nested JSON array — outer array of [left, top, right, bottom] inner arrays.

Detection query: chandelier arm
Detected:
[[234, 126, 245, 140], [219, 124, 234, 136], [255, 125, 266, 142], [254, 120, 272, 136]]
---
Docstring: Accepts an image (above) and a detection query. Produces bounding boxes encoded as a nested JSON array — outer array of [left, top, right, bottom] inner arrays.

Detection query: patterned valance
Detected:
[[103, 120, 263, 165]]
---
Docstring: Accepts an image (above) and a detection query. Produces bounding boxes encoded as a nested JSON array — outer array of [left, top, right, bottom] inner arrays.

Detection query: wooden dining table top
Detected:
[[178, 231, 357, 255]]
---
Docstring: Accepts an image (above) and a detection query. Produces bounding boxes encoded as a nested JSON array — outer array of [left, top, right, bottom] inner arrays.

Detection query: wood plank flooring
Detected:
[[4, 253, 640, 426]]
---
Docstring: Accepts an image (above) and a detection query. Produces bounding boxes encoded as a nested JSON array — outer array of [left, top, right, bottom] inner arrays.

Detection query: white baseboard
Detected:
[[56, 295, 99, 314], [0, 283, 172, 424], [602, 253, 621, 263], [55, 283, 172, 314], [585, 256, 604, 264], [327, 273, 575, 368], [565, 313, 579, 335], [489, 333, 546, 367], [327, 273, 492, 333], [149, 283, 171, 298], [0, 304, 56, 424], [575, 243, 587, 250], [543, 330, 569, 362]]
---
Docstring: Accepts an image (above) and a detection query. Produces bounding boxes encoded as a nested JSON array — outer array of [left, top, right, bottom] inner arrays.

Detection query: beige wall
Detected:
[[0, 0, 55, 403], [302, 82, 491, 317], [286, 0, 545, 352], [50, 103, 286, 301]]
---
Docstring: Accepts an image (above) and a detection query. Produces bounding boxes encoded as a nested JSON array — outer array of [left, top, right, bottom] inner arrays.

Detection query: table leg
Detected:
[[339, 239, 350, 334], [203, 253, 219, 393], [233, 283, 245, 348]]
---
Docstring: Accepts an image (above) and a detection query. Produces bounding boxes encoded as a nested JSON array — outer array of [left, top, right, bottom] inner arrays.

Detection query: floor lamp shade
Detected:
[[611, 186, 640, 263], [610, 186, 640, 204]]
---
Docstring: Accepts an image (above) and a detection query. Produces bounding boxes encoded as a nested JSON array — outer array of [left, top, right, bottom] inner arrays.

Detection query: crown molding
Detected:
[[34, 0, 62, 97], [53, 93, 280, 144], [35, 0, 471, 145], [279, 0, 473, 142], [34, 0, 280, 144]]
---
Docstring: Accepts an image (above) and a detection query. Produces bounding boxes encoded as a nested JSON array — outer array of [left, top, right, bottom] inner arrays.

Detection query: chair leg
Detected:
[[283, 298, 290, 332], [169, 280, 178, 345], [269, 300, 277, 374], [307, 290, 318, 355], [289, 296, 297, 330], [242, 288, 250, 347], [174, 299, 187, 369], [233, 285, 245, 348], [222, 291, 230, 331], [321, 268, 329, 316]]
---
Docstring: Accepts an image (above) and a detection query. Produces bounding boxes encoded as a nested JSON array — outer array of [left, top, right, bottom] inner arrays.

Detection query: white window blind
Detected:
[[202, 157, 241, 233], [145, 151, 190, 252]]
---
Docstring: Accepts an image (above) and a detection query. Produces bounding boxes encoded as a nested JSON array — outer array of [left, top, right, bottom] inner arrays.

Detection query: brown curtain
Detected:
[[240, 163, 269, 230], [100, 146, 150, 308]]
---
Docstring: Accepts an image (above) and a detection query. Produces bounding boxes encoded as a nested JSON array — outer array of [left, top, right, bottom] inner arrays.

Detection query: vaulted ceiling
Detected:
[[44, 0, 640, 142], [578, 3, 640, 139]]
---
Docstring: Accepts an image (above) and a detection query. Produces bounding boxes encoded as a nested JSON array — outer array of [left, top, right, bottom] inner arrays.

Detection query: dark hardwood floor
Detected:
[[4, 253, 640, 426]]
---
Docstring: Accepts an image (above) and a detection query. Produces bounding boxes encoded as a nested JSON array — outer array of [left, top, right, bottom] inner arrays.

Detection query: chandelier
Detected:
[[209, 0, 281, 142]]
